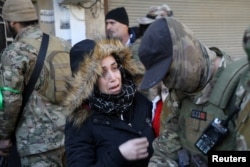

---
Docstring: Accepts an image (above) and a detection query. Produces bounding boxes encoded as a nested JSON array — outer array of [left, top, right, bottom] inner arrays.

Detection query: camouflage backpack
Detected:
[[21, 36, 71, 104]]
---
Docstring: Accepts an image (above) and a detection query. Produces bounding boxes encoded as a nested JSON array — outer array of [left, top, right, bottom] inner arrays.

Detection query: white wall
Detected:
[[53, 0, 86, 46], [68, 6, 86, 45]]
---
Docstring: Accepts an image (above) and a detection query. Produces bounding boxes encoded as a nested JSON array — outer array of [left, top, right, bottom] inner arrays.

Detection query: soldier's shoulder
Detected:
[[238, 69, 250, 93], [1, 41, 36, 60]]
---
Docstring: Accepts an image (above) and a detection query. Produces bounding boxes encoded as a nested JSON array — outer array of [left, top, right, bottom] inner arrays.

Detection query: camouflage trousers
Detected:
[[148, 155, 179, 167], [20, 147, 65, 167]]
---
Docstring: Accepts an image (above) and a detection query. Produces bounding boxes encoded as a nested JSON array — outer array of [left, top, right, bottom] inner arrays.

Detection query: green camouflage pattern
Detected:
[[150, 113, 180, 167], [130, 38, 151, 100], [162, 18, 232, 94], [130, 38, 145, 74], [235, 86, 250, 150], [129, 38, 146, 87], [21, 147, 65, 167], [234, 25, 250, 150], [0, 25, 71, 163], [148, 17, 237, 167], [241, 25, 250, 92], [243, 25, 250, 62]]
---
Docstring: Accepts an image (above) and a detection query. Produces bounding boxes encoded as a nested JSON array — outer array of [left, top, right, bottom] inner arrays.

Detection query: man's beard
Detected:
[[5, 21, 17, 38], [106, 30, 115, 38], [106, 31, 123, 43]]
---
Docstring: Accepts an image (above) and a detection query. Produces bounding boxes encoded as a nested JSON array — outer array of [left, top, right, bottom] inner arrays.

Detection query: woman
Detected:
[[64, 38, 155, 167]]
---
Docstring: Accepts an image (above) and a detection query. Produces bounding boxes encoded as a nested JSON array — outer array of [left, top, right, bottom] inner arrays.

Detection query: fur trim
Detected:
[[63, 38, 143, 126]]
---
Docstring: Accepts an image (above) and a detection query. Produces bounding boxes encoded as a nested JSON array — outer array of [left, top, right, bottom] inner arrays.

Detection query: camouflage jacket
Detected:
[[234, 25, 250, 150], [0, 25, 71, 157], [149, 58, 241, 167], [234, 69, 250, 150], [129, 38, 145, 82], [148, 17, 239, 167]]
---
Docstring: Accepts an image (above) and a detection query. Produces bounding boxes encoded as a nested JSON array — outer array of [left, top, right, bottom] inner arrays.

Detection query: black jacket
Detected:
[[65, 92, 155, 167]]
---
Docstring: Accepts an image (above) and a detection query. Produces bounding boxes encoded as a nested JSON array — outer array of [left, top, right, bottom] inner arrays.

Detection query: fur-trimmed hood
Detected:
[[63, 38, 144, 126]]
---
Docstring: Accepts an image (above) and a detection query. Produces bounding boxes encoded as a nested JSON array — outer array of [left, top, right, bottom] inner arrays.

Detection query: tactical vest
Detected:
[[235, 67, 250, 149], [178, 57, 248, 158]]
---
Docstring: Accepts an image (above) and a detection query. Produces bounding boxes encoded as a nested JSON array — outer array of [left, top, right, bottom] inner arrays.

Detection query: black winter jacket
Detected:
[[65, 92, 155, 167]]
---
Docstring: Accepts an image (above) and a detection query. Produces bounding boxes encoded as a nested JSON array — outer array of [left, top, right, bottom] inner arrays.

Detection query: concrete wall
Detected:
[[37, 0, 55, 35], [37, 0, 105, 46], [84, 0, 105, 39]]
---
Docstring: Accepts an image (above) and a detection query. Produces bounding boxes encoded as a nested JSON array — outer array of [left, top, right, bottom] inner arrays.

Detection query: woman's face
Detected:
[[97, 55, 122, 94]]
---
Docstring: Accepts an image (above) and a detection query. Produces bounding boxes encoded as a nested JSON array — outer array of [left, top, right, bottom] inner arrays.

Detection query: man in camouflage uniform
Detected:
[[234, 25, 250, 150], [130, 4, 173, 101], [0, 0, 71, 166], [131, 4, 173, 72], [138, 17, 243, 166]]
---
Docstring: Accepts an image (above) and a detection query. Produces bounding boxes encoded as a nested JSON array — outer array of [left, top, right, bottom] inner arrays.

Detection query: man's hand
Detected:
[[0, 139, 12, 156], [119, 137, 149, 160]]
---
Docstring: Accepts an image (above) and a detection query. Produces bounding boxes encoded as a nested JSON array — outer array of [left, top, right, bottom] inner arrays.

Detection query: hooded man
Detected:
[[0, 0, 71, 166], [138, 17, 245, 166]]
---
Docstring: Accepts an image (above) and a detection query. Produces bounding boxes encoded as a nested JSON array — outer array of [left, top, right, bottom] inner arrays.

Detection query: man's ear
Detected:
[[9, 21, 15, 27], [11, 21, 23, 32]]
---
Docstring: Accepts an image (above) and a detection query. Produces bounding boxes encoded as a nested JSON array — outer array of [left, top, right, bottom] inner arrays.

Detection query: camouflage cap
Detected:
[[243, 25, 250, 62], [2, 0, 38, 22], [138, 18, 173, 90], [138, 4, 173, 25]]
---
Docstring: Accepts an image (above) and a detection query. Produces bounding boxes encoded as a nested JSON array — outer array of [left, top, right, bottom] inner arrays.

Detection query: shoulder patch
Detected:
[[191, 109, 206, 120]]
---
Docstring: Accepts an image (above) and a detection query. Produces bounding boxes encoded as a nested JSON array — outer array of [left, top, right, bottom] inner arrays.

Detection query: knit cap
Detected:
[[2, 0, 38, 22], [70, 39, 96, 74], [105, 7, 129, 26]]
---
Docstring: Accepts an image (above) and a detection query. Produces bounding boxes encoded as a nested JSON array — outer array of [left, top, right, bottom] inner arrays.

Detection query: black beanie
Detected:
[[105, 7, 129, 26]]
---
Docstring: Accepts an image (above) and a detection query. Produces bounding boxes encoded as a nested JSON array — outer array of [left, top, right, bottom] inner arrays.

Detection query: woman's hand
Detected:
[[119, 137, 149, 160]]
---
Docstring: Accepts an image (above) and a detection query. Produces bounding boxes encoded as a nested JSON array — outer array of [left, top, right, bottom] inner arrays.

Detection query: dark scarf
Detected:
[[89, 78, 136, 116]]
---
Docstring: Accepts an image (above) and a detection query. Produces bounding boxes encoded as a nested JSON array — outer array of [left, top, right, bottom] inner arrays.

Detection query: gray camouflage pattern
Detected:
[[0, 25, 70, 166]]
